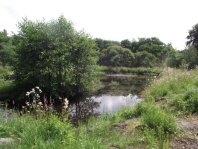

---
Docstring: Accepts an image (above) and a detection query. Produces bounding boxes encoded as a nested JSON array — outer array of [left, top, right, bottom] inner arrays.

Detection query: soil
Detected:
[[171, 115, 198, 149]]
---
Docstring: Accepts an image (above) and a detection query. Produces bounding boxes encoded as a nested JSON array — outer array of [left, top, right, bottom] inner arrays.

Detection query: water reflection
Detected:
[[68, 75, 152, 123], [96, 75, 151, 96], [93, 94, 141, 114], [69, 97, 100, 123]]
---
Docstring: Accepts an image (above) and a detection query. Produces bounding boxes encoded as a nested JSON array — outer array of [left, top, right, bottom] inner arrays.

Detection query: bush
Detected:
[[145, 69, 198, 114], [2, 115, 74, 148], [142, 106, 176, 137], [183, 88, 198, 113]]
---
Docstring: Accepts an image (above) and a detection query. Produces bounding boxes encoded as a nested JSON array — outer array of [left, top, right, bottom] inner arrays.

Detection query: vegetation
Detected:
[[96, 37, 175, 68], [0, 30, 16, 67], [0, 115, 74, 149], [99, 66, 161, 75], [145, 68, 198, 114], [1, 16, 198, 149], [0, 103, 176, 149], [166, 23, 198, 69], [0, 16, 99, 102]]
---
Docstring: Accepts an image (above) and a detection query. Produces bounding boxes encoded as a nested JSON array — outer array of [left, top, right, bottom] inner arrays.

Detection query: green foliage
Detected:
[[97, 37, 174, 67], [100, 66, 161, 75], [13, 16, 98, 100], [0, 66, 16, 100], [182, 46, 198, 69], [134, 51, 158, 67], [0, 30, 16, 67], [146, 69, 198, 114], [187, 23, 198, 50], [166, 50, 184, 68], [168, 23, 198, 69], [1, 115, 74, 148], [142, 105, 176, 137], [94, 38, 120, 51], [121, 39, 132, 49], [99, 45, 135, 67]]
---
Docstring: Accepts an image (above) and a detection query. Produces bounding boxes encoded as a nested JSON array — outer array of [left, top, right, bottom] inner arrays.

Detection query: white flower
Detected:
[[35, 86, 39, 89], [26, 92, 30, 96], [26, 102, 30, 106], [64, 98, 69, 104], [38, 102, 42, 106], [63, 105, 68, 109], [63, 98, 69, 109]]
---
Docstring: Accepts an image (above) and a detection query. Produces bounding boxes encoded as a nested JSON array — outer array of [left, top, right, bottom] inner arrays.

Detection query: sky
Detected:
[[1, 0, 198, 50]]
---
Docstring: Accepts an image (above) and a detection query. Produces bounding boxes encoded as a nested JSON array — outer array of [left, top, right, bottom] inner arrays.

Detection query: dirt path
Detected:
[[171, 115, 198, 149]]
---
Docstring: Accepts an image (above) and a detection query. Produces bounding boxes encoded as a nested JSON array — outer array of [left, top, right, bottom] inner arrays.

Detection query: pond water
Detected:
[[0, 75, 153, 123], [69, 75, 153, 122]]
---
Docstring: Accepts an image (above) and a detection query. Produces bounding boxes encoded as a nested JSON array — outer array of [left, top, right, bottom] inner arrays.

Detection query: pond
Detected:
[[0, 75, 153, 123], [69, 75, 153, 123]]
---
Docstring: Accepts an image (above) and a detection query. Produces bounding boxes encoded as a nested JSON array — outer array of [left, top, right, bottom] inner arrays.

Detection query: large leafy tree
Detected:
[[14, 16, 98, 100], [99, 45, 135, 67], [0, 30, 16, 67], [187, 24, 198, 50], [134, 51, 158, 67]]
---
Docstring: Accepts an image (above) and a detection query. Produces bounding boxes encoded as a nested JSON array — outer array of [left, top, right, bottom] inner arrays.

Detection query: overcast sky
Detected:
[[1, 0, 198, 50]]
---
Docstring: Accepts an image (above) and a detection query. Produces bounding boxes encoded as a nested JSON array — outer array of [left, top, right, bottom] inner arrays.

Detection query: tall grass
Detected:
[[0, 114, 74, 149], [145, 68, 198, 114]]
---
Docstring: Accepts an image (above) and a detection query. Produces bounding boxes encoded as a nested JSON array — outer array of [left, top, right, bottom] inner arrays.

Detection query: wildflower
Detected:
[[63, 105, 68, 109], [38, 102, 42, 106], [26, 92, 30, 96], [63, 98, 69, 109], [26, 102, 30, 106], [35, 86, 39, 89], [64, 98, 69, 104]]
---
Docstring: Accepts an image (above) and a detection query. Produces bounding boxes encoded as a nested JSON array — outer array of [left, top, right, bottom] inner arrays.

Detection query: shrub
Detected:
[[183, 88, 198, 113], [4, 115, 74, 148], [142, 106, 176, 138]]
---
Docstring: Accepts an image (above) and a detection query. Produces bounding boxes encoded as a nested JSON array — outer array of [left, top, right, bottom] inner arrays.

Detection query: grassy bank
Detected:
[[145, 68, 198, 114], [1, 68, 198, 148], [99, 66, 162, 75], [0, 103, 176, 149]]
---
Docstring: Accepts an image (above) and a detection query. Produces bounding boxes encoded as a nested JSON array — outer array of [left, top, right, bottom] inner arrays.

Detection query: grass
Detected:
[[0, 114, 74, 149], [0, 102, 176, 149], [145, 68, 198, 114], [99, 66, 162, 75], [2, 67, 198, 148]]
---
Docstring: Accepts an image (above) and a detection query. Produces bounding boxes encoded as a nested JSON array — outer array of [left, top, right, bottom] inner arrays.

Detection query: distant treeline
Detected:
[[1, 16, 198, 102], [95, 37, 174, 67], [1, 25, 198, 69]]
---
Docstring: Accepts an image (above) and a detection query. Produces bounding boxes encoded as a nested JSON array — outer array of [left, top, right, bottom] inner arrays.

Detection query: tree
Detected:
[[99, 45, 135, 67], [14, 16, 98, 100], [134, 51, 158, 67], [187, 24, 198, 50], [121, 39, 131, 49], [0, 30, 16, 66], [183, 46, 198, 69], [94, 38, 120, 51], [166, 51, 184, 68]]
